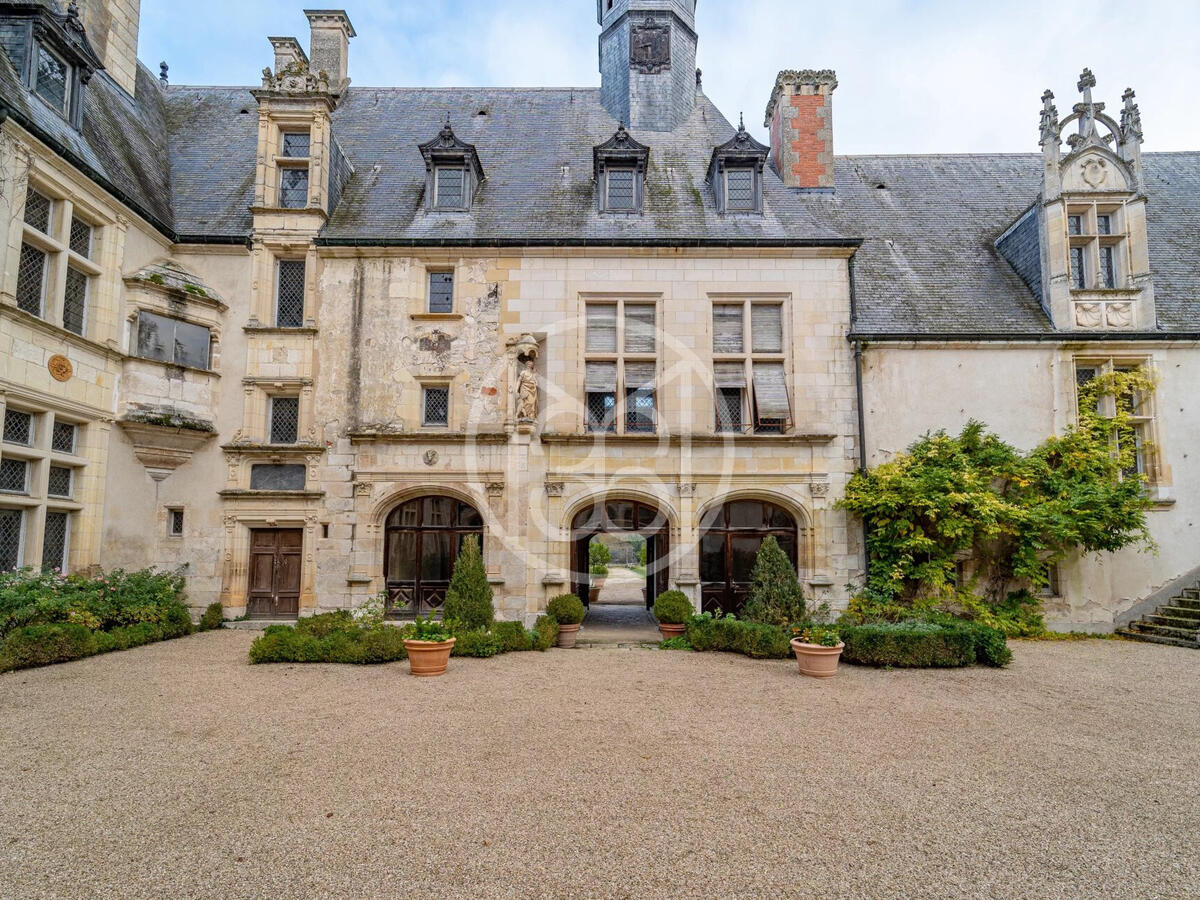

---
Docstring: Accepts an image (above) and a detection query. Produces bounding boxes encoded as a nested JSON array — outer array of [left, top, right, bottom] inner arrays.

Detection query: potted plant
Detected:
[[789, 624, 844, 678], [547, 594, 586, 648], [652, 590, 693, 640], [588, 542, 611, 601], [402, 617, 457, 677]]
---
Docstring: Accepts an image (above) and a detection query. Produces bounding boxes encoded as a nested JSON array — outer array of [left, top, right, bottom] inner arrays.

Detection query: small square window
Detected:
[[428, 272, 454, 313], [606, 169, 636, 211], [0, 508, 23, 571], [168, 508, 185, 537], [1067, 215, 1083, 236], [276, 260, 306, 327], [0, 458, 29, 494], [16, 243, 48, 317], [586, 392, 616, 433], [1096, 214, 1112, 236], [434, 167, 465, 209], [281, 132, 310, 158], [47, 466, 73, 498], [69, 217, 93, 257], [422, 387, 450, 427], [33, 44, 70, 115], [279, 167, 309, 208], [51, 422, 77, 454], [23, 190, 52, 233], [269, 396, 300, 444], [726, 169, 755, 212], [4, 410, 34, 447]]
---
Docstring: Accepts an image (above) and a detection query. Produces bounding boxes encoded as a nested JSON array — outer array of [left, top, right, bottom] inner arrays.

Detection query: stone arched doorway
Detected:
[[699, 499, 800, 616], [570, 498, 669, 609], [384, 495, 483, 619]]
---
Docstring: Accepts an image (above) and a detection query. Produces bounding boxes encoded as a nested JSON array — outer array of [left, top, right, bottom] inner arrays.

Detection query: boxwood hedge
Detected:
[[839, 621, 1011, 668]]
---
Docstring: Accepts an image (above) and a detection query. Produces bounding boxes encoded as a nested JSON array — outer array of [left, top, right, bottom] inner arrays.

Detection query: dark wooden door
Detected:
[[248, 529, 303, 619]]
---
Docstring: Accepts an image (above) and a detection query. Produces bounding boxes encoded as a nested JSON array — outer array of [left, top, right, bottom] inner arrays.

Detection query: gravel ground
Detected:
[[1, 633, 1198, 899]]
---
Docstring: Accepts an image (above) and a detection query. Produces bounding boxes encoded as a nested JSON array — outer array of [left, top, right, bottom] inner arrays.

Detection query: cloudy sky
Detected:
[[141, 0, 1200, 154]]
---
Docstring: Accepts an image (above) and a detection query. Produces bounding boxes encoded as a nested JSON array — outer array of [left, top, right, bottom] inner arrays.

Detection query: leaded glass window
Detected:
[[42, 512, 69, 572], [422, 387, 449, 427], [428, 272, 454, 313], [726, 169, 755, 212], [16, 244, 47, 316], [168, 508, 185, 536], [0, 509, 23, 570], [69, 217, 93, 257], [0, 458, 29, 494], [712, 300, 791, 433], [276, 260, 306, 327], [1070, 246, 1086, 289], [1100, 246, 1116, 289], [281, 132, 310, 158], [4, 410, 33, 446], [23, 190, 52, 233], [63, 267, 88, 336], [51, 422, 77, 454], [33, 44, 69, 114], [279, 167, 309, 208], [434, 167, 465, 209], [47, 466, 72, 498], [606, 169, 636, 211], [269, 396, 300, 444]]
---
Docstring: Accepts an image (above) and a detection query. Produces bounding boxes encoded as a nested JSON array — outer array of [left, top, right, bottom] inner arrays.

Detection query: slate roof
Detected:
[[812, 152, 1200, 335]]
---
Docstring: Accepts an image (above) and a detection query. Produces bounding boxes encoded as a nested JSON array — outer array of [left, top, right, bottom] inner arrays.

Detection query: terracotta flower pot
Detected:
[[403, 637, 456, 677], [557, 623, 581, 648], [658, 623, 686, 640], [588, 587, 600, 604], [790, 639, 845, 678]]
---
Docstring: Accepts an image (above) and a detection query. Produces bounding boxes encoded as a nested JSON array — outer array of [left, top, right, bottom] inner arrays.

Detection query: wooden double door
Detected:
[[248, 529, 303, 619]]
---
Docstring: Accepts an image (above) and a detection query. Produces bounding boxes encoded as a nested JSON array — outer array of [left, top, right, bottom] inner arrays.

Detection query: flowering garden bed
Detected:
[[0, 568, 220, 673]]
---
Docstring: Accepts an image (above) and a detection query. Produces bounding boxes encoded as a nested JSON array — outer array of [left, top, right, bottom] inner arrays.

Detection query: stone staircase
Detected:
[[1118, 584, 1200, 649]]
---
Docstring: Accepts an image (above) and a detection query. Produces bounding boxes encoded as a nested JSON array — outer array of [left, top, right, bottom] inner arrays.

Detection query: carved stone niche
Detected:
[[117, 418, 216, 482]]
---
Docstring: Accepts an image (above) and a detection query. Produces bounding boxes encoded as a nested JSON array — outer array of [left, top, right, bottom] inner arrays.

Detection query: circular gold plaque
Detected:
[[48, 354, 73, 382]]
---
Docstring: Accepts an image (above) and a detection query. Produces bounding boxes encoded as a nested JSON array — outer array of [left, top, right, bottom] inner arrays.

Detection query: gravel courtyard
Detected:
[[1, 632, 1197, 899]]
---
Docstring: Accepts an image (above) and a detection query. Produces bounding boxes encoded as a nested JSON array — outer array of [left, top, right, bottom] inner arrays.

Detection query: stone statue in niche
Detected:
[[516, 357, 538, 422]]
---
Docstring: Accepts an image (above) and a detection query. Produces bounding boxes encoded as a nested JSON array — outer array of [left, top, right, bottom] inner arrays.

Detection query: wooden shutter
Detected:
[[752, 362, 791, 420], [624, 305, 656, 354], [585, 361, 617, 392], [751, 305, 783, 353], [624, 361, 656, 390], [713, 362, 746, 388], [712, 306, 743, 354], [586, 305, 617, 352]]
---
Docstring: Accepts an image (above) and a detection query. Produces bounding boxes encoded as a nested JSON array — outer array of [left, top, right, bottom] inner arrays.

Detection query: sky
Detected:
[[140, 0, 1200, 155]]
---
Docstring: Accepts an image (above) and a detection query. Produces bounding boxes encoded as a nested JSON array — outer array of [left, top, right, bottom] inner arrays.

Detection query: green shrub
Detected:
[[533, 615, 559, 651], [685, 614, 715, 651], [652, 590, 693, 625], [492, 620, 534, 652], [684, 613, 791, 659], [589, 541, 611, 577], [198, 602, 224, 631], [296, 611, 354, 637], [659, 636, 692, 651], [0, 623, 97, 672], [840, 622, 977, 668], [451, 629, 502, 658], [954, 621, 1013, 667], [351, 627, 408, 664], [547, 593, 586, 625], [740, 536, 807, 628], [442, 536, 494, 631]]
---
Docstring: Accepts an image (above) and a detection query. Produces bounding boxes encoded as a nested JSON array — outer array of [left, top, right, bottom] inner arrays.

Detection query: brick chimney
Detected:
[[304, 9, 355, 94], [764, 69, 838, 190]]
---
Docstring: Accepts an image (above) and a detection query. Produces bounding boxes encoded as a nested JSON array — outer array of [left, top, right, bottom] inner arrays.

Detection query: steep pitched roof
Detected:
[[806, 152, 1200, 335]]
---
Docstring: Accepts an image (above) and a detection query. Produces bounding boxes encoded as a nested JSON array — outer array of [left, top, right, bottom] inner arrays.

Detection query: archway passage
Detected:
[[384, 496, 483, 619], [699, 500, 799, 616], [571, 499, 669, 610]]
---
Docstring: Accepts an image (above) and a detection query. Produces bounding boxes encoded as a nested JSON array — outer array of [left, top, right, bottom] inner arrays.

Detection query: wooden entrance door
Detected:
[[248, 529, 303, 619]]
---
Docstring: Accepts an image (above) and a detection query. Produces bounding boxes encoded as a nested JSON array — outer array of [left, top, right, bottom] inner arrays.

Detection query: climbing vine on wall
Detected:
[[839, 368, 1157, 621]]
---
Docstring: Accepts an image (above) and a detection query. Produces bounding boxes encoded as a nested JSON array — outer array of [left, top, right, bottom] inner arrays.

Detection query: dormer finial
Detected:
[[1121, 88, 1143, 144], [1039, 90, 1059, 147], [159, 62, 169, 87]]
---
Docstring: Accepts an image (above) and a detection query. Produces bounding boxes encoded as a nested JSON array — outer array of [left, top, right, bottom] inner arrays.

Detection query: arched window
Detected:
[[384, 496, 483, 618], [699, 500, 800, 616]]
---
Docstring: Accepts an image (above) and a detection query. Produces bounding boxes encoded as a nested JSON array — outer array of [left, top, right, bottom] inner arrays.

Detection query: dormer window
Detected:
[[708, 118, 769, 216], [593, 124, 649, 215], [0, 4, 102, 129], [34, 43, 71, 114], [277, 129, 311, 209], [419, 119, 485, 213]]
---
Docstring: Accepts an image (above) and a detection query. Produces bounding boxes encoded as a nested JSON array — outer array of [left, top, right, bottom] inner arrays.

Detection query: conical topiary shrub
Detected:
[[442, 535, 494, 631], [741, 535, 806, 628]]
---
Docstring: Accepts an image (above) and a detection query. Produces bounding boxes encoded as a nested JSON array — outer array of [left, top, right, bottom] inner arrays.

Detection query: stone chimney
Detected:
[[268, 36, 308, 74], [764, 69, 838, 190], [78, 0, 142, 95], [304, 9, 355, 94]]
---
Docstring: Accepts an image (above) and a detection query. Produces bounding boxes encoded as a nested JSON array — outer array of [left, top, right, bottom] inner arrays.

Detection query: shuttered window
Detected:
[[713, 362, 746, 388], [712, 306, 743, 354], [624, 305, 656, 354], [751, 305, 783, 353], [753, 363, 790, 421], [712, 300, 790, 434], [585, 361, 617, 392], [586, 305, 617, 352], [624, 361, 655, 433]]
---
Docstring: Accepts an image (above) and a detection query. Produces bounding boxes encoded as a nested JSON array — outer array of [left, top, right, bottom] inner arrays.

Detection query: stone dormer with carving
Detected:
[[249, 12, 355, 231], [1004, 69, 1155, 331], [419, 119, 485, 213], [708, 116, 770, 215], [593, 124, 649, 215]]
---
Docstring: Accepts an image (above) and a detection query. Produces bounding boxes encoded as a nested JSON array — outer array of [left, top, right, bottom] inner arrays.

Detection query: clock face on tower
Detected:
[[630, 19, 671, 74]]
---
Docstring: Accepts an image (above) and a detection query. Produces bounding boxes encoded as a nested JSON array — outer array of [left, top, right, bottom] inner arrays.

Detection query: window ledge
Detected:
[[221, 443, 324, 454], [122, 355, 219, 378], [1069, 288, 1139, 297], [411, 313, 464, 322], [243, 324, 319, 335], [217, 490, 326, 499], [540, 431, 836, 445]]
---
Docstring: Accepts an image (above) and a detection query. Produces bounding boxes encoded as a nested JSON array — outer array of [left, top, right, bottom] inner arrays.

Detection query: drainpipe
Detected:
[[848, 256, 870, 579]]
